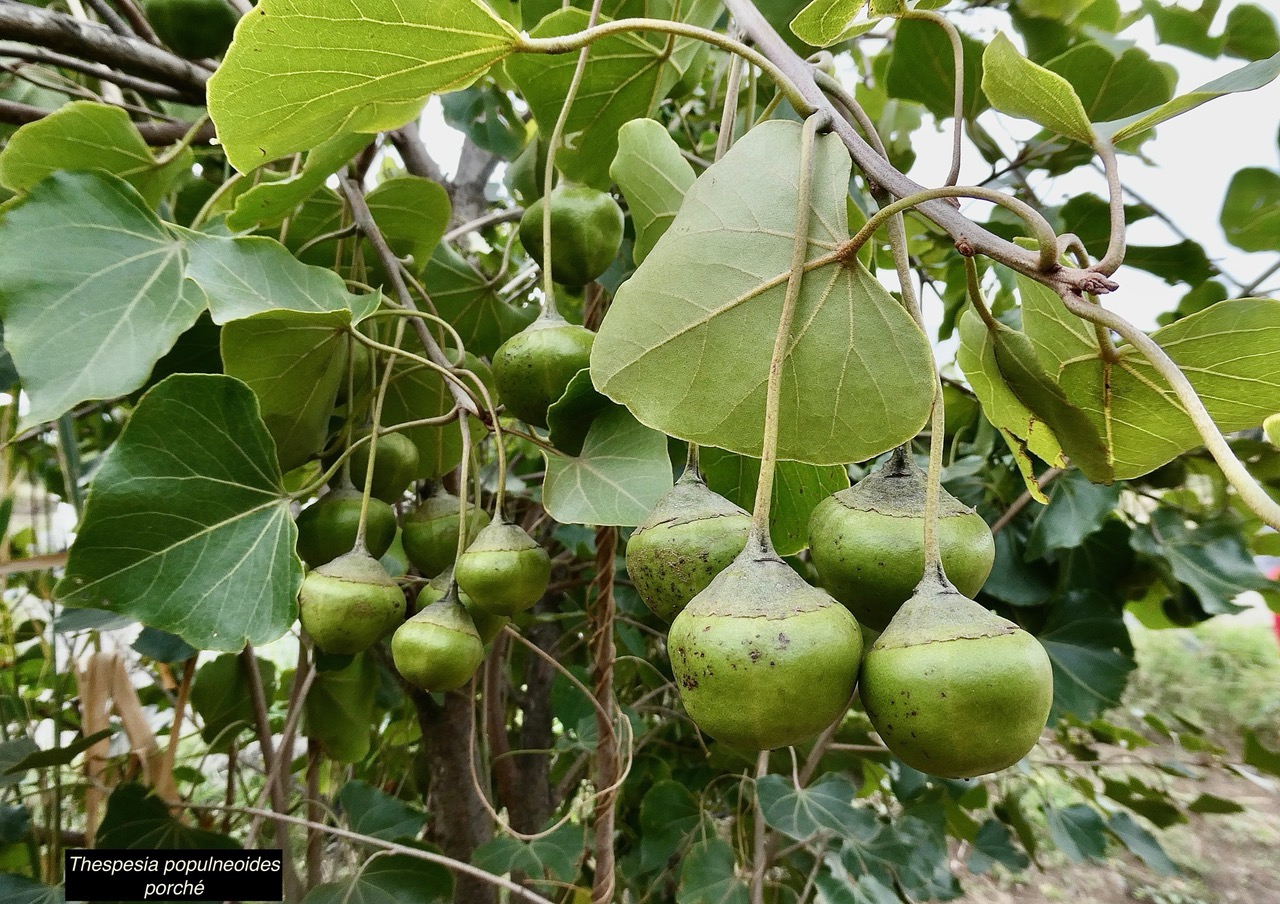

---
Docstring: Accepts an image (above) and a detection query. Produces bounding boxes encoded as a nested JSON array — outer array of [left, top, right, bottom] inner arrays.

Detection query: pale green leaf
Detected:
[[208, 0, 521, 172], [0, 172, 198, 428], [790, 0, 882, 49], [610, 118, 696, 265], [1060, 299, 1280, 479], [1016, 272, 1098, 378], [365, 176, 452, 268], [1046, 43, 1174, 124], [982, 32, 1096, 145], [221, 308, 355, 472], [226, 132, 373, 230], [421, 244, 537, 359], [700, 447, 849, 556], [0, 101, 192, 208], [1103, 51, 1280, 143], [178, 229, 373, 323], [542, 406, 674, 527], [56, 375, 300, 652], [506, 3, 717, 190], [381, 347, 490, 479], [592, 120, 935, 466], [1220, 167, 1280, 253]]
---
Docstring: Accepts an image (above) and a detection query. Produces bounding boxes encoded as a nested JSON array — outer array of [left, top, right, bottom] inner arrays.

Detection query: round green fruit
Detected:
[[414, 568, 509, 644], [519, 186, 624, 287], [626, 468, 751, 622], [455, 521, 552, 617], [858, 571, 1053, 778], [492, 320, 594, 428], [348, 429, 420, 503], [295, 487, 397, 568], [299, 550, 406, 655], [392, 586, 486, 692], [402, 489, 490, 577], [668, 539, 863, 751], [808, 448, 994, 631], [144, 0, 239, 59]]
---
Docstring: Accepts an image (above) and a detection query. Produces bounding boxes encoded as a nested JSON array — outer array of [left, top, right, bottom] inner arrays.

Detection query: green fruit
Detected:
[[808, 448, 994, 631], [414, 568, 509, 644], [493, 320, 594, 428], [1264, 413, 1280, 450], [392, 585, 486, 691], [299, 550, 406, 655], [859, 571, 1053, 778], [455, 521, 552, 617], [519, 186, 624, 287], [626, 468, 752, 622], [144, 0, 239, 59], [668, 539, 863, 751], [505, 136, 549, 203], [335, 340, 371, 405], [295, 487, 397, 568], [402, 489, 490, 576], [349, 430, 420, 503]]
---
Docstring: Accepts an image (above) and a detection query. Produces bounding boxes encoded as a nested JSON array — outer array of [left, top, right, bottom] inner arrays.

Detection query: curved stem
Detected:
[[353, 319, 404, 550], [1093, 137, 1127, 277], [1058, 294, 1280, 530], [518, 19, 814, 118], [716, 39, 746, 161], [900, 9, 964, 187], [443, 208, 524, 245], [839, 185, 1060, 272], [538, 0, 605, 314], [750, 113, 824, 542]]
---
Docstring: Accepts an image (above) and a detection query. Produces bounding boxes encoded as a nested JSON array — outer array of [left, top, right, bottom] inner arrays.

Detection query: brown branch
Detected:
[[991, 468, 1062, 535], [590, 527, 618, 904], [0, 97, 214, 144], [388, 124, 447, 184], [1, 43, 195, 100], [0, 1, 208, 94], [721, 0, 1117, 299], [107, 0, 160, 44], [82, 0, 131, 37]]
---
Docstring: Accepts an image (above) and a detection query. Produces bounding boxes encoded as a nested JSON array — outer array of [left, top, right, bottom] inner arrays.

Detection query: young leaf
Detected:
[[592, 120, 935, 466], [208, 0, 521, 172], [226, 132, 373, 230], [982, 32, 1096, 145], [790, 0, 882, 49], [542, 406, 674, 527], [610, 119, 696, 264], [0, 101, 192, 207], [0, 172, 198, 428], [57, 375, 301, 652]]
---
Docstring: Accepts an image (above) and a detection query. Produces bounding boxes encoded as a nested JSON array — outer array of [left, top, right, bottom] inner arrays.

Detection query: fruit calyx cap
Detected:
[[406, 487, 467, 523], [872, 567, 1017, 651], [466, 519, 541, 553], [314, 549, 398, 588], [684, 533, 837, 620], [833, 447, 973, 518], [408, 583, 481, 638], [635, 467, 749, 532]]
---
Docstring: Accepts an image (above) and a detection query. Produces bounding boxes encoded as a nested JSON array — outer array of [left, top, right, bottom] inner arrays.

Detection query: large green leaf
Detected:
[[1045, 43, 1174, 124], [221, 309, 357, 472], [304, 853, 452, 904], [189, 654, 277, 749], [757, 774, 865, 842], [506, 3, 717, 190], [885, 17, 987, 121], [1043, 803, 1106, 862], [542, 405, 674, 526], [677, 838, 748, 904], [57, 375, 300, 652], [1131, 510, 1274, 615], [1037, 592, 1134, 722], [304, 652, 378, 763], [337, 780, 428, 841], [365, 176, 452, 268], [1025, 469, 1120, 560], [472, 821, 585, 883], [0, 172, 197, 428], [789, 0, 884, 49], [1016, 272, 1098, 379], [179, 229, 373, 324], [208, 0, 521, 172], [638, 780, 707, 873], [592, 121, 934, 465], [0, 101, 192, 207], [610, 119, 696, 265], [381, 347, 491, 479], [97, 782, 241, 849], [1060, 298, 1280, 479], [1102, 51, 1280, 143], [982, 32, 1095, 145], [1108, 812, 1176, 875], [421, 244, 537, 359], [1220, 167, 1280, 253], [700, 447, 849, 556]]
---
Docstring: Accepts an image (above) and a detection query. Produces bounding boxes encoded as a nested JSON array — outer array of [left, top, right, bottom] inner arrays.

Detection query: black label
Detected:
[[63, 849, 284, 902]]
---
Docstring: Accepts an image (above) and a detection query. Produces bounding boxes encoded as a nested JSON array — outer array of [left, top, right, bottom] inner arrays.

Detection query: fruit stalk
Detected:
[[353, 318, 405, 552], [751, 112, 824, 541]]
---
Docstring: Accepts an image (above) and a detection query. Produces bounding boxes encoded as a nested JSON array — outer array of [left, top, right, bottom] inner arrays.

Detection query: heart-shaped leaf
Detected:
[[57, 375, 300, 652], [0, 172, 197, 428], [757, 774, 867, 842], [209, 0, 521, 172], [592, 120, 934, 466], [421, 245, 538, 359]]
